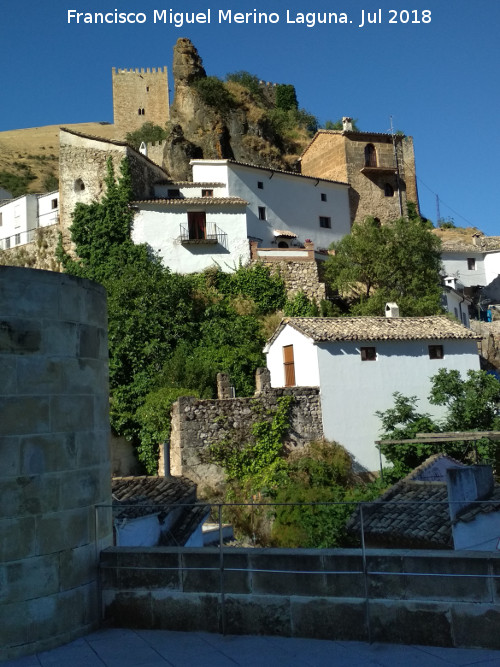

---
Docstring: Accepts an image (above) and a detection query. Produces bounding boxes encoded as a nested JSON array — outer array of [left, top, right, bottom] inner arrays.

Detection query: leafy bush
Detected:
[[283, 291, 319, 317], [0, 166, 36, 197], [226, 71, 264, 101], [192, 76, 236, 114], [275, 84, 298, 111], [125, 122, 168, 149]]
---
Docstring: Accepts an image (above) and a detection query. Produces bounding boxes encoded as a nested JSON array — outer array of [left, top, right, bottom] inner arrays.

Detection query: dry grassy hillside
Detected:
[[0, 122, 120, 196]]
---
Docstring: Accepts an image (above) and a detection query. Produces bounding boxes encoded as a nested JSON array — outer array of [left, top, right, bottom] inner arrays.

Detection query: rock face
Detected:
[[163, 38, 293, 180]]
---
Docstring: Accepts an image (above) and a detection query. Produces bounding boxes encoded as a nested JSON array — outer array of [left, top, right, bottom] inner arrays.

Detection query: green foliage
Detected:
[[271, 441, 385, 547], [377, 370, 500, 478], [42, 172, 59, 191], [324, 215, 443, 316], [208, 396, 294, 493], [214, 263, 287, 315], [192, 76, 236, 114], [226, 71, 264, 101], [0, 166, 36, 197], [438, 218, 456, 229], [125, 122, 168, 149], [275, 84, 298, 111], [267, 107, 318, 140], [324, 118, 360, 131], [135, 387, 198, 474], [283, 291, 319, 317]]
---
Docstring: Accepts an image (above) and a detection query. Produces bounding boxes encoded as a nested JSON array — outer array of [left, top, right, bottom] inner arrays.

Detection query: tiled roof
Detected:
[[269, 316, 480, 345], [440, 237, 500, 253], [154, 180, 225, 187], [112, 475, 196, 512], [160, 505, 211, 546], [132, 197, 248, 206], [274, 229, 297, 238], [191, 158, 349, 187], [347, 454, 463, 548]]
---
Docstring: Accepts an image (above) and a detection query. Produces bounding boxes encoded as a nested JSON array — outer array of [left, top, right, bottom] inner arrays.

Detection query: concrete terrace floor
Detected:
[[4, 629, 500, 667]]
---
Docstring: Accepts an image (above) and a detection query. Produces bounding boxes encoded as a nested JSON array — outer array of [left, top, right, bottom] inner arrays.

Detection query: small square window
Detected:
[[14, 233, 21, 245], [467, 258, 476, 271], [258, 206, 266, 220], [361, 347, 376, 361], [321, 193, 327, 202], [319, 216, 331, 228], [168, 189, 181, 198], [257, 181, 264, 190], [429, 345, 444, 359], [201, 189, 213, 197], [51, 198, 58, 209]]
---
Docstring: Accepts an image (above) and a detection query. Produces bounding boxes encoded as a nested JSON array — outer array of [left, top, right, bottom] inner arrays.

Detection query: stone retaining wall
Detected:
[[100, 547, 500, 649], [169, 385, 323, 489]]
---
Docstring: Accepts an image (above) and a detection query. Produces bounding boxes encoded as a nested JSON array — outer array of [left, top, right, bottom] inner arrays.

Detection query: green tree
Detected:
[[377, 370, 500, 478], [275, 84, 298, 111], [125, 122, 168, 149], [324, 118, 360, 131], [226, 71, 264, 101], [323, 214, 443, 316]]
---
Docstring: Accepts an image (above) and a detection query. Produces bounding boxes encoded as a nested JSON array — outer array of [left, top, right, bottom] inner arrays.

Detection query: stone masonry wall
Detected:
[[0, 266, 113, 661], [112, 67, 170, 136], [169, 386, 323, 489], [0, 225, 60, 272]]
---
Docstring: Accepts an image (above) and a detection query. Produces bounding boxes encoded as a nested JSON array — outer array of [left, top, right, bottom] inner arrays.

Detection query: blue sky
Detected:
[[2, 0, 499, 234]]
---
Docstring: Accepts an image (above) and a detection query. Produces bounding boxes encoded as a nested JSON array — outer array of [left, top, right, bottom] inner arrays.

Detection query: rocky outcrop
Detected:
[[162, 38, 294, 180]]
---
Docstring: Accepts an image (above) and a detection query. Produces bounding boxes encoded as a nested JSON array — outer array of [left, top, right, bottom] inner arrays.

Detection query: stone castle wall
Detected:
[[0, 266, 112, 661], [112, 67, 169, 136], [169, 379, 323, 489]]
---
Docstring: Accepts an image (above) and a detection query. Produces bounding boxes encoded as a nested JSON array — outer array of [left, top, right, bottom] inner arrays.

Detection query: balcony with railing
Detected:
[[179, 222, 227, 247]]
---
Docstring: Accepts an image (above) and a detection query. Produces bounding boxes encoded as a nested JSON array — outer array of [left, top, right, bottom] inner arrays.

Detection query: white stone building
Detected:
[[131, 159, 351, 274], [440, 236, 500, 304], [0, 191, 59, 250], [264, 314, 481, 471]]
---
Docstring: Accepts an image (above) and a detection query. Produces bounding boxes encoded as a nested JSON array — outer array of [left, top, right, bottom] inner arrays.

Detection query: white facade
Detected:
[[0, 191, 59, 250], [441, 251, 488, 288], [265, 320, 481, 471], [132, 199, 250, 274], [191, 160, 351, 250]]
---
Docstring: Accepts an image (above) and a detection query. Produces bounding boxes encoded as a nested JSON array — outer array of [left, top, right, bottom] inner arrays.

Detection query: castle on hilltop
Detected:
[[112, 66, 170, 134]]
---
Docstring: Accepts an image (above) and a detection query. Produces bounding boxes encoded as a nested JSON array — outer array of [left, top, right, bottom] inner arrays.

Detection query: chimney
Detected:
[[342, 117, 353, 132], [472, 233, 481, 247], [139, 141, 148, 156], [385, 302, 400, 318], [446, 465, 494, 521]]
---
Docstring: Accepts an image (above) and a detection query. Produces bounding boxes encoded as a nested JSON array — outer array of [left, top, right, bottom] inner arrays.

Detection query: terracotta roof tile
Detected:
[[275, 316, 480, 344], [132, 197, 248, 206]]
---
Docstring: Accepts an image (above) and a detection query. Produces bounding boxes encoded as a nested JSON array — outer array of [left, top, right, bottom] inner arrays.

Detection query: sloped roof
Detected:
[[267, 316, 480, 347], [301, 128, 407, 158], [440, 237, 500, 253], [347, 454, 463, 548], [131, 196, 248, 206], [112, 475, 196, 510], [154, 180, 225, 187]]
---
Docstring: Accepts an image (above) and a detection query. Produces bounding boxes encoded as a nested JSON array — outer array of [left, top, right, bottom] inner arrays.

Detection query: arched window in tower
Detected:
[[384, 183, 394, 197], [364, 144, 377, 167]]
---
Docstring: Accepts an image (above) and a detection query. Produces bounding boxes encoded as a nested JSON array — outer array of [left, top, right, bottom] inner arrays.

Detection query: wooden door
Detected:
[[283, 345, 296, 387], [187, 212, 206, 240]]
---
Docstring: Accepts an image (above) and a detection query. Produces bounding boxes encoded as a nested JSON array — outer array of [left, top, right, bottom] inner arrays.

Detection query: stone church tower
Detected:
[[112, 67, 170, 135], [300, 118, 419, 225]]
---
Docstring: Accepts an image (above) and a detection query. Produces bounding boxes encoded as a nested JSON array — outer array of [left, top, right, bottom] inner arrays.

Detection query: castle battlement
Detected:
[[112, 67, 168, 75], [112, 66, 170, 133]]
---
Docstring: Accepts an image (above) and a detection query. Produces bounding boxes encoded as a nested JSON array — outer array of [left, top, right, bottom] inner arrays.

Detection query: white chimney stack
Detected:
[[342, 117, 353, 132], [385, 302, 400, 318]]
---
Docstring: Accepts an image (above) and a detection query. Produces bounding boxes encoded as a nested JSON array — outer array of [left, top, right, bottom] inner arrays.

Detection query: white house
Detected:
[[264, 314, 481, 471], [131, 182, 251, 273], [440, 236, 500, 304], [131, 159, 351, 275], [0, 191, 59, 250], [191, 159, 351, 250]]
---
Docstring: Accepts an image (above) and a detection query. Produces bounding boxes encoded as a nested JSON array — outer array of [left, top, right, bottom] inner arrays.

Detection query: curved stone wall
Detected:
[[0, 266, 112, 660]]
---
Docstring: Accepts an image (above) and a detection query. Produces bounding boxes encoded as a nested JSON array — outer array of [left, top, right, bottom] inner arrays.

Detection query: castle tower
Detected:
[[112, 67, 169, 135], [300, 128, 419, 225]]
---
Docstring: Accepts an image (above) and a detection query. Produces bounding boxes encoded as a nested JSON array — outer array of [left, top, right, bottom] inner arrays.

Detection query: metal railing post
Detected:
[[359, 504, 372, 644], [218, 504, 226, 635]]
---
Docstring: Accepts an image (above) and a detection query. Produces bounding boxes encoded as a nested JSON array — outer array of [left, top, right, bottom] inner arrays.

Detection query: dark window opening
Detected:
[[257, 181, 264, 190], [283, 345, 296, 387], [258, 206, 266, 220], [168, 189, 181, 198], [202, 189, 213, 198], [187, 212, 207, 240], [51, 198, 58, 209], [319, 216, 331, 228], [429, 345, 444, 360], [321, 193, 327, 202], [74, 179, 85, 192], [467, 258, 476, 271], [15, 233, 21, 245], [278, 241, 289, 248], [364, 144, 377, 167], [361, 347, 377, 361], [146, 86, 150, 92], [384, 183, 394, 197]]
